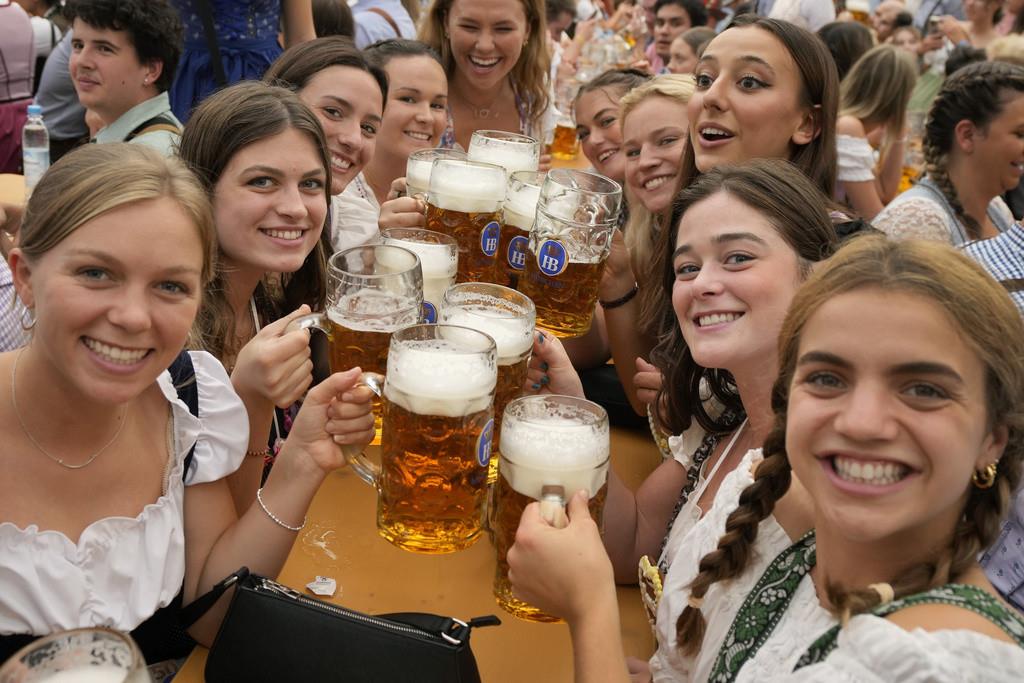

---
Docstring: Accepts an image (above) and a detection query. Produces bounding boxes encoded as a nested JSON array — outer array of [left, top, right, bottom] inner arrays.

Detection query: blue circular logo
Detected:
[[476, 418, 494, 468], [536, 239, 569, 277], [507, 235, 529, 271], [480, 221, 501, 257], [422, 300, 437, 324]]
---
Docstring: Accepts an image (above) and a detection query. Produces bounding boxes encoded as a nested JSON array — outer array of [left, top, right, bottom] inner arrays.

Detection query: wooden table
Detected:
[[0, 175, 25, 206], [174, 426, 661, 682]]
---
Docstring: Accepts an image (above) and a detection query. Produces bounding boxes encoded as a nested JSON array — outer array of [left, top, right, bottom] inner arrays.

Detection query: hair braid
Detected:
[[675, 419, 793, 655], [922, 61, 1024, 240]]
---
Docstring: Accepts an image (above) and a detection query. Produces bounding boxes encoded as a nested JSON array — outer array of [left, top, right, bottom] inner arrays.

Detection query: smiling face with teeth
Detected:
[[374, 56, 449, 166], [671, 191, 802, 373], [298, 66, 384, 195], [12, 197, 204, 405], [688, 26, 819, 173], [576, 88, 628, 182], [622, 95, 688, 214], [212, 128, 328, 281], [445, 0, 529, 93], [786, 289, 1008, 549]]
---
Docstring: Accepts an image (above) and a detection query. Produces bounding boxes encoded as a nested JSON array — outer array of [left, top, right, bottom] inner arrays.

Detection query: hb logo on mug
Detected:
[[537, 239, 568, 277], [481, 221, 501, 257]]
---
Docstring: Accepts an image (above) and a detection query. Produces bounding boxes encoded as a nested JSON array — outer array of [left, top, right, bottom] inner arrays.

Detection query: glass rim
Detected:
[[407, 147, 467, 162], [543, 168, 622, 197], [381, 227, 459, 250], [328, 244, 421, 279], [441, 282, 537, 319], [509, 170, 546, 187], [391, 322, 498, 356], [471, 130, 540, 146], [430, 157, 507, 176], [2, 626, 145, 671]]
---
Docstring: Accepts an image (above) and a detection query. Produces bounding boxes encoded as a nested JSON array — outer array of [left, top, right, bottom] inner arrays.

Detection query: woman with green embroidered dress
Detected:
[[508, 235, 1024, 682]]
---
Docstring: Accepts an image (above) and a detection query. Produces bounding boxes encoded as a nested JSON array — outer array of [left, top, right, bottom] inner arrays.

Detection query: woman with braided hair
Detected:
[[508, 235, 1024, 681], [873, 60, 1024, 245]]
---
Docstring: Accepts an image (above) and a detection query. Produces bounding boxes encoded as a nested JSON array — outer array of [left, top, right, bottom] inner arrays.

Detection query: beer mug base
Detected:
[[493, 582, 564, 623], [377, 519, 483, 554]]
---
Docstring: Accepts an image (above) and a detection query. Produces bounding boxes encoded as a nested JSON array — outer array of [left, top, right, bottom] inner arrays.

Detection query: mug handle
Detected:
[[338, 372, 386, 488], [538, 484, 568, 529], [288, 312, 329, 337]]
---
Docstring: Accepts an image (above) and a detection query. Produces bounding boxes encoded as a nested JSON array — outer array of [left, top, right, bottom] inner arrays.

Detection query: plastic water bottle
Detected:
[[22, 104, 50, 197]]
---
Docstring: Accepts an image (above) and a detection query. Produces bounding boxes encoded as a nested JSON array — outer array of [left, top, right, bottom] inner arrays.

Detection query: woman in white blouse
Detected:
[[0, 144, 374, 663], [507, 236, 1024, 682], [835, 45, 916, 221], [873, 60, 1024, 245]]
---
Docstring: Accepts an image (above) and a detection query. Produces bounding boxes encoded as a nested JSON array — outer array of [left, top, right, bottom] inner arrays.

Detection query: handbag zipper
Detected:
[[254, 576, 448, 643]]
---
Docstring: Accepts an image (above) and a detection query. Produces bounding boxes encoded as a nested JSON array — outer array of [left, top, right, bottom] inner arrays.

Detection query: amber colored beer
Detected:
[[549, 123, 580, 161], [425, 203, 503, 284], [499, 171, 543, 289], [492, 475, 608, 621], [491, 395, 610, 621], [520, 254, 605, 338], [497, 223, 530, 289], [378, 400, 494, 553]]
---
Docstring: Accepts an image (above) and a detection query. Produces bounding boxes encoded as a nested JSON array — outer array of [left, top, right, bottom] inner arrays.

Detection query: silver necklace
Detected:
[[10, 348, 128, 469]]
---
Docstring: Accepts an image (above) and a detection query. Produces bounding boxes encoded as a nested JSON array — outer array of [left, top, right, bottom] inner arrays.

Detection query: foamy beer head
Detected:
[[500, 395, 610, 500], [427, 158, 507, 214], [384, 324, 497, 417], [406, 148, 467, 198], [380, 228, 457, 322], [468, 130, 540, 174], [504, 171, 544, 232], [440, 283, 535, 365]]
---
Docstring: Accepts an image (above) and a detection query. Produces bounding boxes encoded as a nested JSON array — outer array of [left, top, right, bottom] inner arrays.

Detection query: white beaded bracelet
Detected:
[[256, 487, 306, 532]]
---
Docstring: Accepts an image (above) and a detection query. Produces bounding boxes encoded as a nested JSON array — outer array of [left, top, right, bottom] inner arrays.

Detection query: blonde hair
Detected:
[[419, 0, 550, 133], [17, 143, 215, 286], [988, 34, 1024, 68], [619, 74, 695, 334], [675, 235, 1024, 654], [839, 44, 917, 170]]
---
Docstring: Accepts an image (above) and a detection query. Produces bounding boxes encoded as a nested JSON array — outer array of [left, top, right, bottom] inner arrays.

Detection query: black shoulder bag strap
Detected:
[[196, 0, 227, 87], [168, 350, 199, 479]]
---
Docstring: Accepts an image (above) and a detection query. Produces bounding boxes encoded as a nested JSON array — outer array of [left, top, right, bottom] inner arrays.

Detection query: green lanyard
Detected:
[[707, 531, 817, 683]]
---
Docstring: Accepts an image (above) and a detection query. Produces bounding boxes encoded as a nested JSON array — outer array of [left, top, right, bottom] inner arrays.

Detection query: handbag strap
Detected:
[[382, 612, 501, 645], [178, 567, 251, 629], [167, 350, 199, 480], [196, 0, 227, 87], [367, 7, 401, 37]]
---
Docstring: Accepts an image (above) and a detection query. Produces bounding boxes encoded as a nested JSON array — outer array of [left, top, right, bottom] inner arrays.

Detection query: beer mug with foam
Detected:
[[343, 324, 498, 553], [405, 148, 467, 200], [499, 171, 544, 289], [291, 245, 422, 444], [439, 283, 535, 483], [519, 169, 622, 338], [492, 395, 610, 621], [0, 628, 151, 682], [381, 228, 457, 324], [424, 158, 507, 284], [467, 130, 540, 174]]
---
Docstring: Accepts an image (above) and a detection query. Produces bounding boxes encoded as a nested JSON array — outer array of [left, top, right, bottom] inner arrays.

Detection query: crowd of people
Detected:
[[2, 0, 1024, 681]]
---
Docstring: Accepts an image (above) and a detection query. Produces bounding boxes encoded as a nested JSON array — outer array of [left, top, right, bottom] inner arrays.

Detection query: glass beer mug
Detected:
[[405, 148, 467, 200], [492, 395, 610, 621], [439, 282, 536, 483], [380, 228, 458, 324], [499, 170, 544, 290], [341, 324, 498, 554], [291, 245, 422, 444], [0, 628, 152, 683], [424, 158, 507, 284], [467, 130, 540, 174], [519, 169, 622, 338]]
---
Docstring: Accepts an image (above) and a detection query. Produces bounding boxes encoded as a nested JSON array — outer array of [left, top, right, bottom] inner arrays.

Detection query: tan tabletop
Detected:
[[0, 175, 26, 206], [174, 426, 661, 682]]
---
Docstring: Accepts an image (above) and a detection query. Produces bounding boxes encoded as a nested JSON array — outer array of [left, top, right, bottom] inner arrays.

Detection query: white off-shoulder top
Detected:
[[0, 351, 248, 636]]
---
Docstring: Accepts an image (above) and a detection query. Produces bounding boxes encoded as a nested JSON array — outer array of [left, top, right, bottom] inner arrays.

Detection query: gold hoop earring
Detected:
[[972, 461, 998, 489]]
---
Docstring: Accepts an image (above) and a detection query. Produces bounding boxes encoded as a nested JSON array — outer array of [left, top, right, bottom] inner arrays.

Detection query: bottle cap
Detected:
[[27, 104, 42, 116]]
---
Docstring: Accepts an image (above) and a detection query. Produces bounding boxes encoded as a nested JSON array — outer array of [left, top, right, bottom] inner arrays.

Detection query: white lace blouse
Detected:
[[649, 448, 835, 682], [649, 448, 1024, 682], [0, 351, 248, 636]]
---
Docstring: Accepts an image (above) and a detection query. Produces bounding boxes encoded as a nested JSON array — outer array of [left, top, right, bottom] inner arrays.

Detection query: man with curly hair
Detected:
[[65, 0, 184, 155]]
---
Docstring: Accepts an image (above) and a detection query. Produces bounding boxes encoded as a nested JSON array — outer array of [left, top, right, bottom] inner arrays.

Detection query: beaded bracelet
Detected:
[[599, 282, 639, 309], [256, 487, 306, 532]]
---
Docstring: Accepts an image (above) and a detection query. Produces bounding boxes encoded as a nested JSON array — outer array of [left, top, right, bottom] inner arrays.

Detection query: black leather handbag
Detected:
[[201, 569, 501, 682]]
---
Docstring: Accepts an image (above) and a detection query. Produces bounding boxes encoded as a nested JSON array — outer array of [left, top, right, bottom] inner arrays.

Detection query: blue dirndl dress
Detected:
[[169, 0, 283, 122]]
